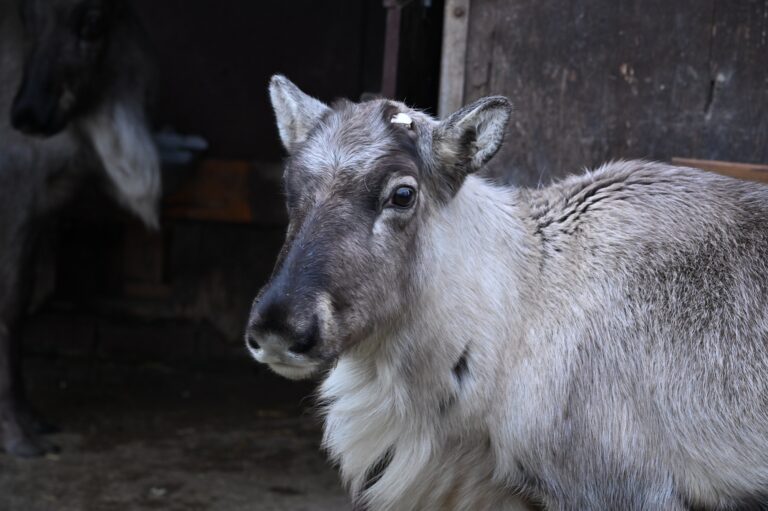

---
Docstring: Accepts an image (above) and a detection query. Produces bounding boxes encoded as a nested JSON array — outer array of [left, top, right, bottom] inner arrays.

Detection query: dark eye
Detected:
[[79, 9, 105, 41], [390, 186, 416, 209]]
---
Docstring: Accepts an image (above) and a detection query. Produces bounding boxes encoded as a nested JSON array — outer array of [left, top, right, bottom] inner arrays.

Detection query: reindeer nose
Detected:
[[11, 94, 59, 136], [247, 291, 322, 355]]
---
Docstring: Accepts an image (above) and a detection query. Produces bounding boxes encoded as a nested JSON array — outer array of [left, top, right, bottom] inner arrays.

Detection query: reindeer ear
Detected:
[[434, 96, 511, 174], [269, 75, 330, 153]]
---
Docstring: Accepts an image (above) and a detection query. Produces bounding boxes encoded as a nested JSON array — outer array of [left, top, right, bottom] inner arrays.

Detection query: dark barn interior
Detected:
[[1, 1, 444, 509], [1, 0, 766, 510]]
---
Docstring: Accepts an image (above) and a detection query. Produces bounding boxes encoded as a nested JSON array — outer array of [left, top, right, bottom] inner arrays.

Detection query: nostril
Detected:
[[288, 315, 320, 354], [246, 332, 261, 351], [11, 95, 57, 135], [288, 342, 313, 354], [11, 106, 32, 129]]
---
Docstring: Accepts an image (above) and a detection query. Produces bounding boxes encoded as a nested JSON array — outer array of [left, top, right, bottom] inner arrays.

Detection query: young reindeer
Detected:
[[246, 75, 768, 510], [0, 0, 159, 456]]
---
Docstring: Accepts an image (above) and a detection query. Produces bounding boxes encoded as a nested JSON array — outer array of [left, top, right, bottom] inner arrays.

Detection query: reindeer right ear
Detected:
[[269, 75, 330, 153], [434, 96, 511, 174]]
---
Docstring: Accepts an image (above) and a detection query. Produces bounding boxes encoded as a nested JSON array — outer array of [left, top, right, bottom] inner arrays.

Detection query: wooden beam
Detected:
[[438, 0, 470, 118], [671, 158, 768, 184]]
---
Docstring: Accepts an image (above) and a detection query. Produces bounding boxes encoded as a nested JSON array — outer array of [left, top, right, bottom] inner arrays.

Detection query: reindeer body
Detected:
[[248, 76, 768, 510], [0, 0, 159, 456], [322, 162, 768, 510]]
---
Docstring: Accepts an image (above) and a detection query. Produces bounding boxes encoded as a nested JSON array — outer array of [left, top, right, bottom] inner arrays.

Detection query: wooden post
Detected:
[[381, 1, 404, 99], [438, 0, 470, 118]]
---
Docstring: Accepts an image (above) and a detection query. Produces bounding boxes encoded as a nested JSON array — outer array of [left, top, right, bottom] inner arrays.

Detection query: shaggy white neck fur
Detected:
[[320, 176, 534, 511], [82, 100, 161, 228]]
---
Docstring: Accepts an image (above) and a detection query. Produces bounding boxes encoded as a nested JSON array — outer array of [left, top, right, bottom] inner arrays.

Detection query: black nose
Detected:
[[248, 292, 321, 355], [11, 94, 60, 136]]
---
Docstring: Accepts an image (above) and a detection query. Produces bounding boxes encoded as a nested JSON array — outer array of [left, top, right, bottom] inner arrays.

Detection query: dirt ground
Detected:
[[0, 353, 351, 511]]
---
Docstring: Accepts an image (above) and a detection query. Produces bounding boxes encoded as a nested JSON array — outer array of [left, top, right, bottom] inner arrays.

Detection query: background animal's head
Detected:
[[246, 75, 511, 379], [11, 0, 123, 136]]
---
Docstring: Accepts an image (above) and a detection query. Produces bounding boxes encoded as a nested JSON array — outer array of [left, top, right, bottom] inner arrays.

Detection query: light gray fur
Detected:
[[248, 76, 768, 510], [0, 0, 159, 456], [269, 74, 332, 153]]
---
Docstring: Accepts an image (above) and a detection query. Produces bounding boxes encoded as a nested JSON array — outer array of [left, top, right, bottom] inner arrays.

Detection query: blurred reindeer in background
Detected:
[[0, 0, 160, 456]]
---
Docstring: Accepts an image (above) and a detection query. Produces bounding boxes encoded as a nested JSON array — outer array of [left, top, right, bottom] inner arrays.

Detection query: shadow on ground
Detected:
[[0, 315, 350, 511]]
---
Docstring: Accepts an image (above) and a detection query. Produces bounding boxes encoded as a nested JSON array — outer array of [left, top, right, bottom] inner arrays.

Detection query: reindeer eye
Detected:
[[390, 186, 416, 209]]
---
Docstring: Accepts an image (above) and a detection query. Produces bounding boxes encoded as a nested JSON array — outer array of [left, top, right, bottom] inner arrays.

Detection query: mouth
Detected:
[[246, 342, 322, 380], [266, 361, 321, 380]]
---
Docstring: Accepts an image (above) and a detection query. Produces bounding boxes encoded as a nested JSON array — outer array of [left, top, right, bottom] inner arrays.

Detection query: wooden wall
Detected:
[[461, 0, 768, 186]]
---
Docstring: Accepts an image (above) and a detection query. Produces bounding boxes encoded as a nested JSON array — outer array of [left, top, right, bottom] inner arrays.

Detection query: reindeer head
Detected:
[[11, 0, 125, 136], [246, 75, 511, 379]]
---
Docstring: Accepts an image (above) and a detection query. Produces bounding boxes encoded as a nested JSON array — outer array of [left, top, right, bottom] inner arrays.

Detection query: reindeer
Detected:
[[245, 75, 768, 510], [0, 0, 160, 456]]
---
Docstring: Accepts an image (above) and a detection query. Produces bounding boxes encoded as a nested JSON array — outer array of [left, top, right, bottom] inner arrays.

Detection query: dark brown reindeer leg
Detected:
[[0, 324, 52, 457], [0, 220, 55, 457], [9, 321, 59, 437]]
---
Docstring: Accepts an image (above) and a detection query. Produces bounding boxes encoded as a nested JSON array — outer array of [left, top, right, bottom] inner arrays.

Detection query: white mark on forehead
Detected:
[[390, 112, 413, 128]]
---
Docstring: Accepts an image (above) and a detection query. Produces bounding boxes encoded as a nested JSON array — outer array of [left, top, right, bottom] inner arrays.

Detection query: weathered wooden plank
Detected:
[[462, 0, 768, 186], [692, 0, 768, 163], [439, 0, 471, 117], [672, 157, 768, 183]]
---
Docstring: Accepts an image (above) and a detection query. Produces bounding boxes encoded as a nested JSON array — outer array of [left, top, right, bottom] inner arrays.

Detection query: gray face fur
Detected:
[[246, 75, 511, 379], [12, 0, 123, 135]]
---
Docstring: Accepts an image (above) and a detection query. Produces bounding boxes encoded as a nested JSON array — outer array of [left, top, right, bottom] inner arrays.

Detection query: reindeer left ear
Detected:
[[269, 75, 330, 153], [434, 96, 511, 174]]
